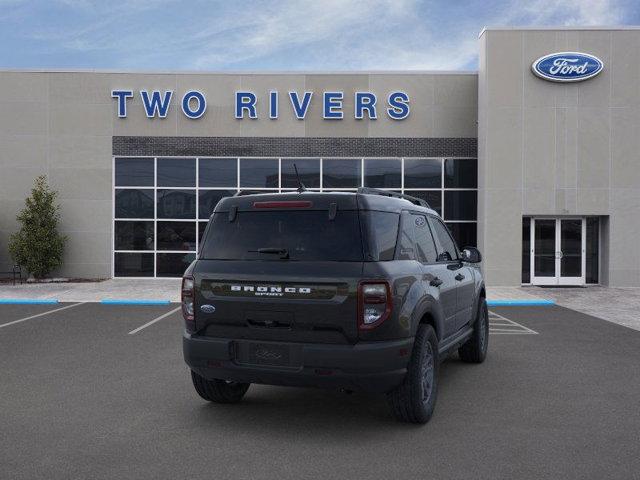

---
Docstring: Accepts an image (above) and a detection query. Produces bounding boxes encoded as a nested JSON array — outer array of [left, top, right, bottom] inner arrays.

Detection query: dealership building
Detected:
[[0, 26, 639, 286]]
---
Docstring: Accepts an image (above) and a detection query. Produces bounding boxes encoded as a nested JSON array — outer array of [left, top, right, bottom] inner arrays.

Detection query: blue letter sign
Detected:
[[181, 90, 206, 119], [235, 92, 257, 119], [111, 90, 133, 118], [140, 90, 173, 118]]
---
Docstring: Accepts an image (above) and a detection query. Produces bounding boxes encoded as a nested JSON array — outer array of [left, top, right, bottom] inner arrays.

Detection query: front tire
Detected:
[[190, 370, 250, 404], [458, 297, 489, 363], [387, 324, 439, 424]]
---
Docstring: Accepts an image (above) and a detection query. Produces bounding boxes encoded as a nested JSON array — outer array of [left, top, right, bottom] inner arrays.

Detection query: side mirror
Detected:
[[461, 247, 482, 263]]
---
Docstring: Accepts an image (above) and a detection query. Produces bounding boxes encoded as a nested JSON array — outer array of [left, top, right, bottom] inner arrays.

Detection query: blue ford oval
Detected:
[[532, 52, 603, 82]]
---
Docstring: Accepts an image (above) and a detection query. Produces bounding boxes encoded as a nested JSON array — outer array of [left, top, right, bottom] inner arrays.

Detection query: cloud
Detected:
[[508, 0, 624, 26], [3, 0, 634, 70]]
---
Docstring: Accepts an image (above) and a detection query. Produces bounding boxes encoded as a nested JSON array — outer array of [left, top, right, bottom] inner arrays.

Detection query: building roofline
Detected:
[[0, 67, 478, 76], [479, 25, 640, 38]]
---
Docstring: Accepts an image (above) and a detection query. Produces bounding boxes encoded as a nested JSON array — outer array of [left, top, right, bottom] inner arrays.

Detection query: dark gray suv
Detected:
[[182, 188, 488, 423]]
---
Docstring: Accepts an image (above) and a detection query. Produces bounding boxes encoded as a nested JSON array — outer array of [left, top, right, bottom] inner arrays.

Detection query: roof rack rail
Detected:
[[356, 187, 431, 209]]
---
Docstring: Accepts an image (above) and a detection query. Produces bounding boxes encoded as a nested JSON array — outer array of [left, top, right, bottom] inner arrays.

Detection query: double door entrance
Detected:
[[530, 218, 586, 286]]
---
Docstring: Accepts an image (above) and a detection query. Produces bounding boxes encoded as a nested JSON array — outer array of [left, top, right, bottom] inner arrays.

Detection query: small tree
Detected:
[[9, 176, 67, 279]]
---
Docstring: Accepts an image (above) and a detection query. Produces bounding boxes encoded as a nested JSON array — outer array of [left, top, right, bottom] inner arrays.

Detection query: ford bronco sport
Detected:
[[182, 188, 488, 423]]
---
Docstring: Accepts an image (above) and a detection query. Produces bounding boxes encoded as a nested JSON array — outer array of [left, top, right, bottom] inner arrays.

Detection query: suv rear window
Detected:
[[200, 210, 364, 261]]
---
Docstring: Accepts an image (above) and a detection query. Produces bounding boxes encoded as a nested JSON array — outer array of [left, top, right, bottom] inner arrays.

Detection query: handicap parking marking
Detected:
[[0, 302, 84, 329], [488, 310, 538, 335], [128, 306, 182, 335]]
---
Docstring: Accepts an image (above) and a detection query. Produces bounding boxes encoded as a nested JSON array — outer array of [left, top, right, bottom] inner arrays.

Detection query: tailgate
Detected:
[[193, 260, 363, 344]]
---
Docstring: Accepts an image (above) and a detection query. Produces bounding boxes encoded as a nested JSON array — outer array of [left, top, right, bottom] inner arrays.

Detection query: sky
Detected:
[[0, 0, 638, 71]]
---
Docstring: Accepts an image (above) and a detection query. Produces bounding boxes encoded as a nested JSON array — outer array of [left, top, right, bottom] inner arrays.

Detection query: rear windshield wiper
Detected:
[[249, 247, 290, 259]]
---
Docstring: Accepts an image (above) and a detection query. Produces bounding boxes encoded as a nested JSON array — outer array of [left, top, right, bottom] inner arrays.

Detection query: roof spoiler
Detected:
[[356, 187, 431, 209]]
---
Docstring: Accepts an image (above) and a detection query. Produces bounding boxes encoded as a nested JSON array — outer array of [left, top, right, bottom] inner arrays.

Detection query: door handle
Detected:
[[429, 277, 443, 287], [455, 273, 465, 281]]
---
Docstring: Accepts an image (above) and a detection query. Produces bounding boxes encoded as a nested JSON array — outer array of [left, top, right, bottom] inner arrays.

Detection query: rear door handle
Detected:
[[429, 277, 443, 287], [455, 273, 465, 281]]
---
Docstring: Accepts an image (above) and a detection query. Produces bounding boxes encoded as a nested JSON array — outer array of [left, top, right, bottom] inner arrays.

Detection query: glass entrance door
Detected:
[[531, 218, 586, 286]]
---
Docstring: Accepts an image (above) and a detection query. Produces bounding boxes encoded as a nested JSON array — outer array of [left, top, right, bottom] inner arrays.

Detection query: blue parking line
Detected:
[[0, 298, 59, 305], [487, 299, 555, 307], [100, 299, 172, 305]]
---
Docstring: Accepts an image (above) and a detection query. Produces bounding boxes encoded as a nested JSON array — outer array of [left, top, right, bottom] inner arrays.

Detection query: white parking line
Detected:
[[0, 303, 83, 329], [128, 306, 181, 335], [488, 311, 539, 335]]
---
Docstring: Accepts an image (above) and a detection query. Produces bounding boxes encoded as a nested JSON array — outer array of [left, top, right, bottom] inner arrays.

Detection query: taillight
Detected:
[[182, 276, 195, 332], [358, 281, 393, 330]]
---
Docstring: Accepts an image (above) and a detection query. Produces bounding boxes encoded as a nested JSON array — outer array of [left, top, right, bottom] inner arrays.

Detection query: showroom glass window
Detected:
[[113, 157, 477, 277]]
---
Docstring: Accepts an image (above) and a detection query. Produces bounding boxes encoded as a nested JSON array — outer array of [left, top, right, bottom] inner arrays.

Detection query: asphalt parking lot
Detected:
[[1, 303, 639, 480]]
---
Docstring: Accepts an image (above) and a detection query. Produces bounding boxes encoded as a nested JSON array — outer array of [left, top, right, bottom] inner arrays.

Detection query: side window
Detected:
[[413, 214, 438, 263], [397, 213, 416, 260], [429, 217, 459, 262], [362, 211, 400, 261]]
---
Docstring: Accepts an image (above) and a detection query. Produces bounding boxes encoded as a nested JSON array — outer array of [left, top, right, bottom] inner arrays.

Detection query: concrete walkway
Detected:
[[0, 279, 182, 303], [1, 280, 639, 331]]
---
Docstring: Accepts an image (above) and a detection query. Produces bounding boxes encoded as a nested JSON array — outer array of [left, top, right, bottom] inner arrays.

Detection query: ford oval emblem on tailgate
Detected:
[[200, 304, 216, 314]]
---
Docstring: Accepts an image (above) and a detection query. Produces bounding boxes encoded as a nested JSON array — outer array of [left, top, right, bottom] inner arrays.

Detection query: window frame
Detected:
[[113, 156, 477, 277]]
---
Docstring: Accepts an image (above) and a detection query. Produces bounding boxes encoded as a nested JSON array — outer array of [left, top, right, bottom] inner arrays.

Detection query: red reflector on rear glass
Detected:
[[253, 201, 313, 209]]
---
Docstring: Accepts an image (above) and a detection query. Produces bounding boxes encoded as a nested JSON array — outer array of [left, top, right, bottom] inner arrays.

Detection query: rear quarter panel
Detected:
[[360, 260, 430, 341]]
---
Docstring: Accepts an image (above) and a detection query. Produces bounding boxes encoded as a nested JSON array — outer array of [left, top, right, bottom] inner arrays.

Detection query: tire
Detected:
[[387, 324, 439, 424], [458, 297, 489, 363], [190, 370, 250, 404]]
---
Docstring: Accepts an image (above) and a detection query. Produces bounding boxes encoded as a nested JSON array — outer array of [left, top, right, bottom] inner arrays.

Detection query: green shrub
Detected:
[[8, 175, 67, 279]]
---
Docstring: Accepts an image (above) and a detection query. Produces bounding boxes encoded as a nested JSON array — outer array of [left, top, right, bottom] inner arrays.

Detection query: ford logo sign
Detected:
[[532, 52, 603, 83], [200, 304, 216, 314]]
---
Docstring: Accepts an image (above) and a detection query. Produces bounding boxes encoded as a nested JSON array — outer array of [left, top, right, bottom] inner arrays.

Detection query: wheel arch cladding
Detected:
[[418, 310, 442, 341]]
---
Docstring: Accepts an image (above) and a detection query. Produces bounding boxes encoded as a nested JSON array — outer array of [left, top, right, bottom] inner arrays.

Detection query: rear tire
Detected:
[[387, 324, 439, 424], [458, 297, 489, 363], [190, 370, 250, 404]]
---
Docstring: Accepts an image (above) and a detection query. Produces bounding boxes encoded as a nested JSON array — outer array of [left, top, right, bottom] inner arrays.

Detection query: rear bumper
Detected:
[[183, 333, 413, 393]]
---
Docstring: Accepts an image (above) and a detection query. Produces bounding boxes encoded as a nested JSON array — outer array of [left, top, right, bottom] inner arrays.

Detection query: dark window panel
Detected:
[[429, 217, 459, 261], [586, 217, 599, 284], [404, 158, 441, 188], [114, 252, 154, 277], [115, 158, 154, 187], [156, 253, 196, 278], [114, 221, 154, 250], [198, 221, 209, 244], [406, 190, 442, 215], [199, 158, 237, 187], [444, 190, 477, 221], [157, 189, 196, 219], [522, 218, 531, 283], [322, 159, 361, 188], [364, 158, 401, 188], [444, 158, 477, 188], [199, 190, 235, 219], [240, 158, 278, 188], [414, 215, 438, 263], [157, 158, 196, 187], [236, 189, 271, 195], [157, 221, 196, 251], [115, 189, 154, 218], [446, 222, 478, 249], [362, 211, 400, 261], [281, 158, 320, 188]]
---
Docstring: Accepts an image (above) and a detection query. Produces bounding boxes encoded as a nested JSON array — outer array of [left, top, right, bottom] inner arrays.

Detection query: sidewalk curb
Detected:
[[100, 299, 172, 305], [0, 299, 59, 304], [487, 299, 555, 306]]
